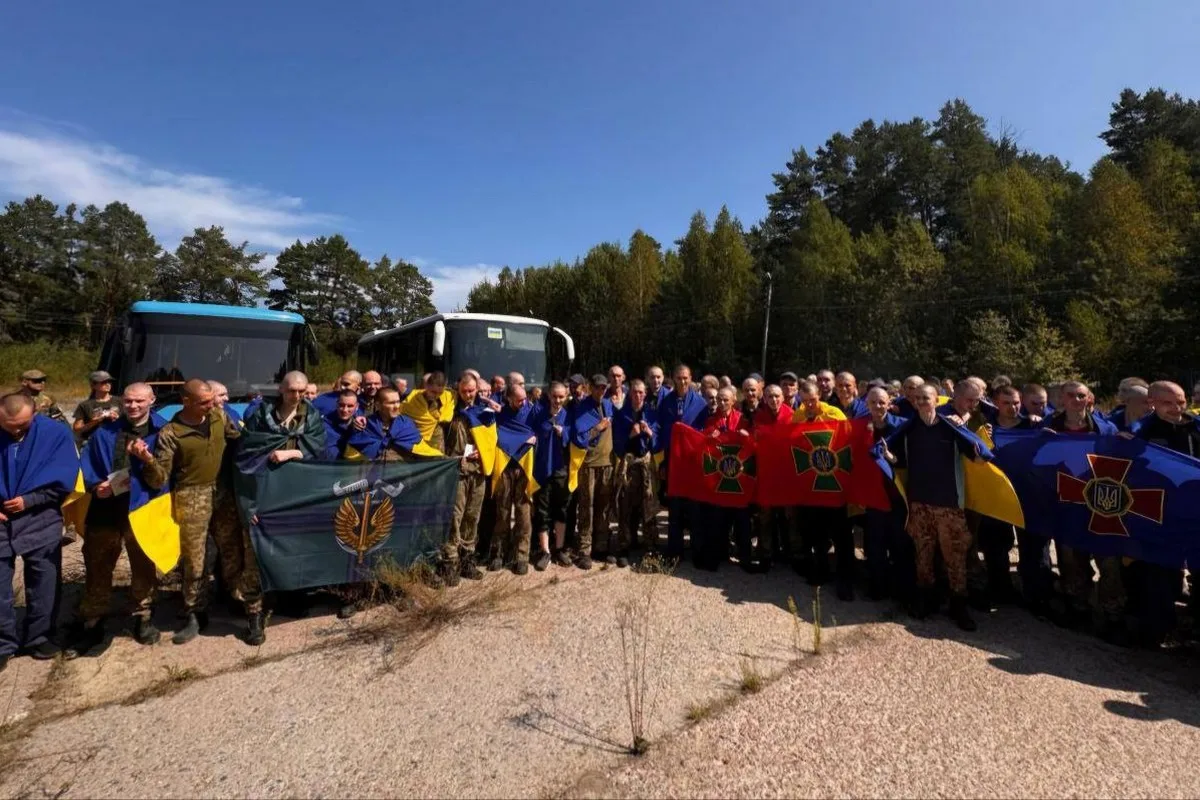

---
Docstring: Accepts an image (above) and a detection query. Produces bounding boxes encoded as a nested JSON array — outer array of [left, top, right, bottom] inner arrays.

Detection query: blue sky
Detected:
[[1, 1, 1198, 309]]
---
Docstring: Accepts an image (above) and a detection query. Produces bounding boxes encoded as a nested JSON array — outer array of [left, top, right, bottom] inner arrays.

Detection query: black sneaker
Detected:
[[533, 552, 551, 572], [488, 557, 504, 572], [27, 640, 59, 660], [554, 550, 574, 568], [575, 555, 593, 570], [441, 562, 462, 588], [513, 561, 529, 576], [133, 617, 161, 646]]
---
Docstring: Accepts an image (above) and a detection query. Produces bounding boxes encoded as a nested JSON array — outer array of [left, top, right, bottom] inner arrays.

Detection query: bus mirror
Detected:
[[552, 326, 575, 363], [432, 320, 446, 358]]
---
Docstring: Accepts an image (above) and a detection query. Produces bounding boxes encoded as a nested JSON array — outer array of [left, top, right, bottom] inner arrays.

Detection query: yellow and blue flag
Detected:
[[79, 413, 180, 573], [343, 415, 443, 461], [457, 403, 498, 477], [402, 389, 455, 447], [567, 396, 614, 492], [882, 417, 1024, 529], [991, 428, 1200, 568], [494, 417, 539, 498]]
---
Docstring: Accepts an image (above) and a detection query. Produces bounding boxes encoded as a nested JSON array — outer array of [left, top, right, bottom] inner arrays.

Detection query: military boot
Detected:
[[460, 555, 484, 581], [134, 617, 161, 646], [949, 595, 977, 632], [245, 613, 266, 646], [172, 613, 201, 645]]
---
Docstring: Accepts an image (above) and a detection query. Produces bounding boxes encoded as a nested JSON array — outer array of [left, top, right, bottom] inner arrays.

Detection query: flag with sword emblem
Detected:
[[241, 458, 459, 591]]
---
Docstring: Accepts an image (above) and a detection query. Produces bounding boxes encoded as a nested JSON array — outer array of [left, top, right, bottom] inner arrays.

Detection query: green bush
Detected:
[[0, 341, 98, 394]]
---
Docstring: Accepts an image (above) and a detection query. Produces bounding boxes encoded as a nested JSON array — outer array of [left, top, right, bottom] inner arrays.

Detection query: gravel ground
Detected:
[[3, 558, 1200, 799]]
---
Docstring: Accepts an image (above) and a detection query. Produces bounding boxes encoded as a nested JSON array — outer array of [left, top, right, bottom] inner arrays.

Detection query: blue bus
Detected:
[[98, 301, 317, 417]]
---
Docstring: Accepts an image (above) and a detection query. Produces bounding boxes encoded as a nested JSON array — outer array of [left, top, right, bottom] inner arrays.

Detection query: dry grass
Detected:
[[812, 586, 824, 655], [120, 665, 201, 707], [738, 659, 765, 694], [614, 554, 675, 756]]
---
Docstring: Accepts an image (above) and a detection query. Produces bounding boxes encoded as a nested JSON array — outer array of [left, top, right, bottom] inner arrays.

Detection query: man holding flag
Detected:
[[68, 383, 165, 655], [0, 393, 79, 667], [789, 379, 853, 599], [402, 371, 454, 453], [570, 375, 616, 567], [612, 379, 658, 563], [882, 383, 989, 631], [237, 371, 327, 641], [443, 373, 494, 584], [657, 364, 709, 560], [492, 384, 537, 574], [531, 382, 572, 569], [323, 390, 365, 461]]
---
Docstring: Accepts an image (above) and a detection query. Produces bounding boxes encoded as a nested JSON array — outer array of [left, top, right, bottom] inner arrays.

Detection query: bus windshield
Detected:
[[445, 320, 548, 387], [122, 315, 301, 402]]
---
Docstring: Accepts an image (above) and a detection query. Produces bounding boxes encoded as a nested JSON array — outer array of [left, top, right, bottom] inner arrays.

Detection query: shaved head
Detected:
[[0, 392, 35, 437], [182, 379, 211, 399]]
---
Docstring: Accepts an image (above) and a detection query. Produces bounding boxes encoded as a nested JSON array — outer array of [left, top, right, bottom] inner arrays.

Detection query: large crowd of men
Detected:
[[1, 362, 1199, 672]]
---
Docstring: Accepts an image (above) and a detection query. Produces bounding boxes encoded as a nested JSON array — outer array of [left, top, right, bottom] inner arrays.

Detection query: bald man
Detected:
[[1132, 381, 1200, 648], [312, 371, 363, 416], [361, 370, 384, 415], [137, 379, 241, 645], [68, 383, 164, 655], [1, 393, 78, 665]]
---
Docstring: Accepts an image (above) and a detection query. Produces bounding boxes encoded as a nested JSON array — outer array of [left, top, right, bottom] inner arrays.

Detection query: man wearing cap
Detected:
[[19, 370, 66, 424], [72, 371, 121, 443], [779, 372, 801, 410]]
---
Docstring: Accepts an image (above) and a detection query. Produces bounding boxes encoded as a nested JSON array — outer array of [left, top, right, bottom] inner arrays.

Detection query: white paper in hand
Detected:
[[107, 468, 132, 496]]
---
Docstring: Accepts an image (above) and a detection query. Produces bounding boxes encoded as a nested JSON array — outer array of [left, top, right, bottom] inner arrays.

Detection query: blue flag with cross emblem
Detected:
[[990, 428, 1200, 569]]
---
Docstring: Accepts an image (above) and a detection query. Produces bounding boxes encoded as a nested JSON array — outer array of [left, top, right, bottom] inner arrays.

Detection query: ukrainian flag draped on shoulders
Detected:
[[402, 388, 455, 447], [883, 415, 1024, 528], [567, 396, 614, 492], [343, 415, 442, 461], [79, 412, 179, 572], [529, 403, 569, 486], [1, 414, 83, 551], [495, 404, 539, 497], [456, 400, 498, 477], [237, 400, 327, 471]]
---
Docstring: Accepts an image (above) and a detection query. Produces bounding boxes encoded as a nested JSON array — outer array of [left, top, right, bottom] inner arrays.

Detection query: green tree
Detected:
[[371, 255, 436, 329], [77, 202, 161, 344], [156, 226, 268, 306], [0, 196, 80, 342]]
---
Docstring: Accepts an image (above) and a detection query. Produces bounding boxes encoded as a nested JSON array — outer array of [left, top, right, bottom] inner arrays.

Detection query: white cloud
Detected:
[[421, 262, 501, 312], [0, 125, 336, 251]]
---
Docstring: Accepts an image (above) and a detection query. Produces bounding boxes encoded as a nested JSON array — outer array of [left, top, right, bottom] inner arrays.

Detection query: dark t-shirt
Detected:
[[73, 397, 121, 441], [905, 421, 959, 508], [1137, 415, 1200, 458]]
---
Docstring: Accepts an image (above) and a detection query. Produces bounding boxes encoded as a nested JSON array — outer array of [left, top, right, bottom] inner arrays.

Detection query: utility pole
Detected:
[[760, 271, 773, 379]]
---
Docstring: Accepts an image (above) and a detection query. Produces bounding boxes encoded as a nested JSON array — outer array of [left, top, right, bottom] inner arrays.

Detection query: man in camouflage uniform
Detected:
[[135, 378, 240, 644], [443, 372, 488, 585], [67, 383, 162, 655], [612, 379, 657, 566], [19, 369, 66, 424], [205, 380, 246, 605], [492, 384, 534, 574], [238, 371, 317, 642]]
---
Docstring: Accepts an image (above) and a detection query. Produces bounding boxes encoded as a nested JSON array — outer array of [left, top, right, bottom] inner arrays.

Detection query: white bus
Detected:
[[357, 313, 575, 389]]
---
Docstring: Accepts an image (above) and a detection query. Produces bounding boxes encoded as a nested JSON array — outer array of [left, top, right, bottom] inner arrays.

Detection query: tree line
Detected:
[[0, 205, 437, 361], [466, 89, 1200, 392]]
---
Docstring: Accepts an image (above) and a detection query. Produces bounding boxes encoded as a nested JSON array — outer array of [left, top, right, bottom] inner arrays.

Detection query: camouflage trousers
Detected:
[[79, 518, 157, 624], [575, 465, 614, 556], [174, 484, 216, 614], [907, 502, 972, 595], [447, 469, 486, 565], [1057, 545, 1124, 620], [210, 485, 263, 614], [613, 454, 657, 553], [492, 466, 532, 565]]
